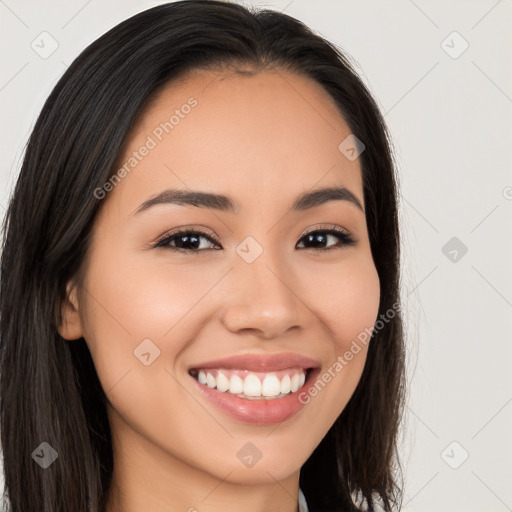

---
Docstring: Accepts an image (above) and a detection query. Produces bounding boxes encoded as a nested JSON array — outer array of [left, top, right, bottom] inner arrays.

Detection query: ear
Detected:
[[58, 281, 84, 340]]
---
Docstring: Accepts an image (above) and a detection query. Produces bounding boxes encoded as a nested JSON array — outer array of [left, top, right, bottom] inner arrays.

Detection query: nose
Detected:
[[220, 247, 307, 339]]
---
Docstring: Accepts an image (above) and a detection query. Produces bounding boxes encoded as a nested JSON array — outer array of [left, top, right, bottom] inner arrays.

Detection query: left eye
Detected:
[[154, 229, 220, 252], [296, 228, 355, 251], [154, 226, 355, 253]]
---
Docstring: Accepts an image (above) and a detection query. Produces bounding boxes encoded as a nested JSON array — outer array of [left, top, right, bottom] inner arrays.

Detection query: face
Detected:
[[60, 67, 380, 492]]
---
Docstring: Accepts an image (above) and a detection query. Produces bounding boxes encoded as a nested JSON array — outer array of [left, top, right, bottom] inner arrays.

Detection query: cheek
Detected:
[[305, 254, 380, 349], [83, 251, 210, 336], [297, 254, 380, 424], [81, 264, 205, 374]]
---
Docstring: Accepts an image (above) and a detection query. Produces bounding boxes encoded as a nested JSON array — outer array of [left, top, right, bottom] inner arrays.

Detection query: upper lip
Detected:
[[188, 352, 321, 372]]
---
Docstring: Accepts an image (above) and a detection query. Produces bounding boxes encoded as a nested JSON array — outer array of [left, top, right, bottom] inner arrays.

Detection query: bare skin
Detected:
[[59, 67, 380, 512]]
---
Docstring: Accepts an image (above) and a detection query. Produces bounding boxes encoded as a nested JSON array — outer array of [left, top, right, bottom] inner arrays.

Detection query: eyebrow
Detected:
[[132, 185, 364, 216]]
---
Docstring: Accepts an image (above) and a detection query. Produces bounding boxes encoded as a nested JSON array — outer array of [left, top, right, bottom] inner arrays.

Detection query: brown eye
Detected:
[[154, 229, 221, 253], [296, 227, 356, 252]]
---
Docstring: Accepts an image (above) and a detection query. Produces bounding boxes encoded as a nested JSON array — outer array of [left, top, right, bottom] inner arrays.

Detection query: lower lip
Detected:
[[190, 368, 319, 425]]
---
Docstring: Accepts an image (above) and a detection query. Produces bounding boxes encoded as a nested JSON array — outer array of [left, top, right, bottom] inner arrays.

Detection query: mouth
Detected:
[[186, 353, 321, 425], [188, 367, 314, 400]]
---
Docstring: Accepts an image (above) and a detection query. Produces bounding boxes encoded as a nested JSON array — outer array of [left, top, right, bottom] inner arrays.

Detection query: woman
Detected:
[[0, 1, 405, 511]]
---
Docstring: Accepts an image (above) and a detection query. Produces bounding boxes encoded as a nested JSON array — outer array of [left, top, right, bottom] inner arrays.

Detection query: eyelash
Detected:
[[153, 224, 356, 254]]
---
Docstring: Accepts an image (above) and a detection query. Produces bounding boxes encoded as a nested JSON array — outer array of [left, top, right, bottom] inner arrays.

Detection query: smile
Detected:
[[187, 352, 321, 424], [189, 367, 308, 400]]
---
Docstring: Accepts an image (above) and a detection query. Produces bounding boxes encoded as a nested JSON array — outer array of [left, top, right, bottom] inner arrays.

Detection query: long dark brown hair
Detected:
[[0, 1, 405, 510]]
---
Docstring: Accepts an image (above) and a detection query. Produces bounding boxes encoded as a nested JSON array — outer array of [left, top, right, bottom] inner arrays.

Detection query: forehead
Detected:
[[106, 67, 363, 217]]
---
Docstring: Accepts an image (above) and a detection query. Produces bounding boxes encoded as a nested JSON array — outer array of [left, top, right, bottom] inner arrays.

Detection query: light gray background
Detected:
[[1, 1, 511, 511]]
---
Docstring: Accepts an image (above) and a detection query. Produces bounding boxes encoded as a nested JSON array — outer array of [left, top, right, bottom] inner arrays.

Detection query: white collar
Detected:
[[298, 487, 309, 512]]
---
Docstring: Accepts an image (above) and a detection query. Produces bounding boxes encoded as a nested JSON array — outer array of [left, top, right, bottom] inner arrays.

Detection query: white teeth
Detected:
[[261, 375, 281, 397], [243, 374, 261, 397], [193, 369, 308, 399], [281, 375, 291, 394], [216, 372, 230, 392], [229, 375, 244, 394], [206, 373, 216, 388], [291, 373, 300, 392]]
